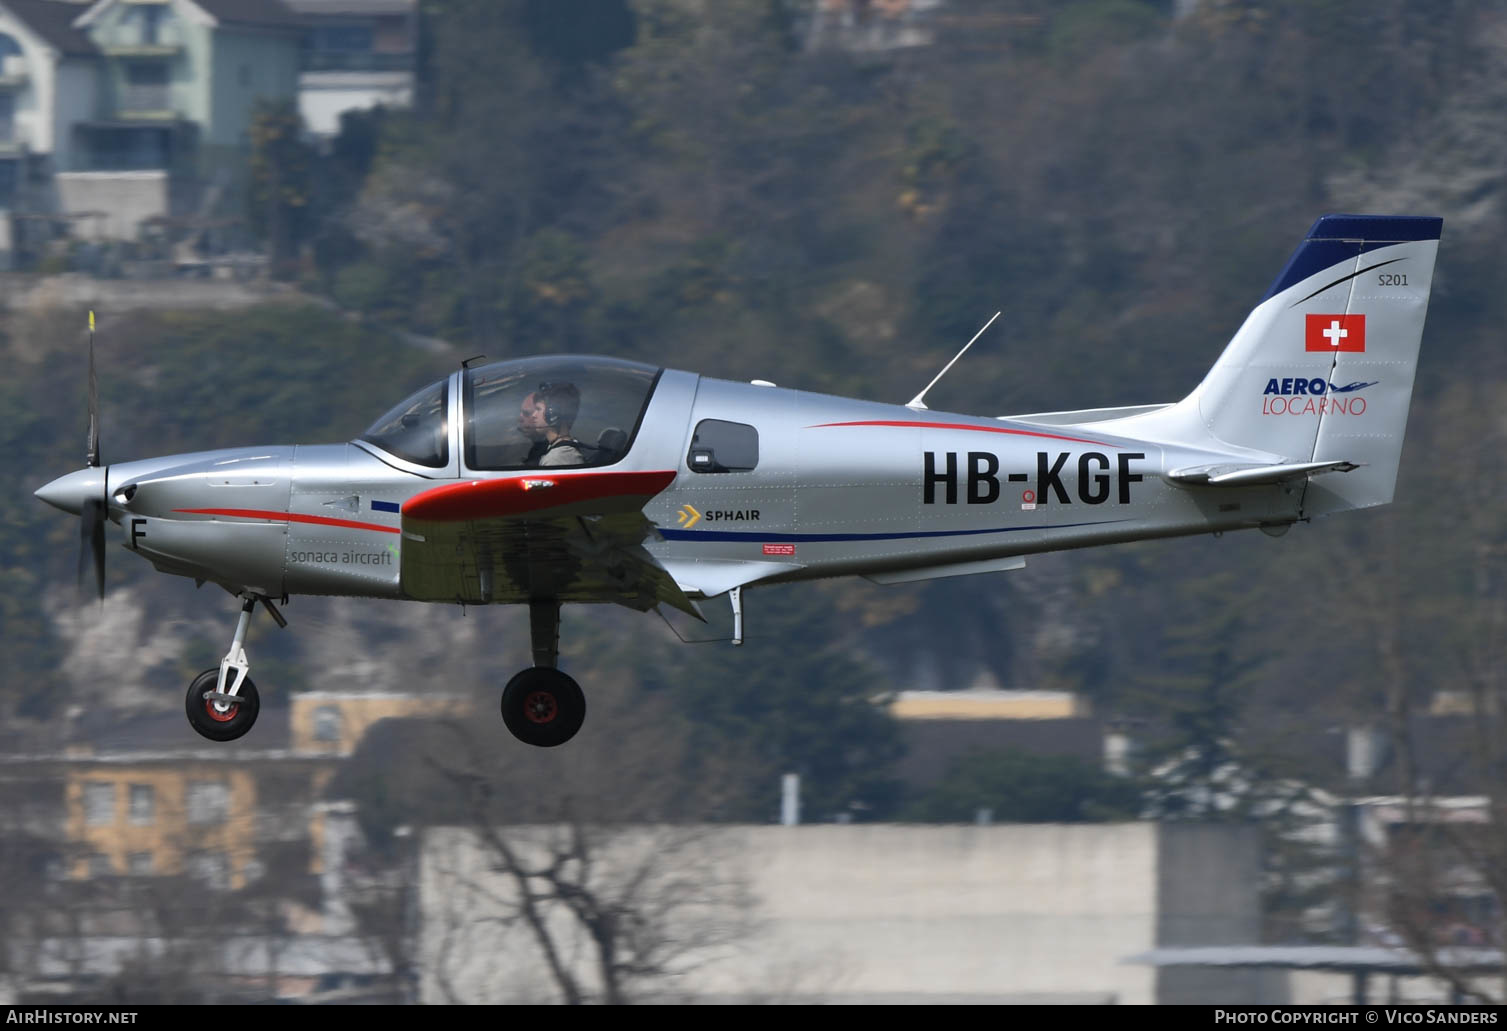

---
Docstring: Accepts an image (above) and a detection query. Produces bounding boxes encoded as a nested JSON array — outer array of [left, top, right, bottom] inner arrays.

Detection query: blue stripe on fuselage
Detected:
[[660, 519, 1130, 543]]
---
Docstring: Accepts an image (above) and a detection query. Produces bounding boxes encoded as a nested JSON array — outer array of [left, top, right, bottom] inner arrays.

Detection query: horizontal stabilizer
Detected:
[[1166, 459, 1361, 488], [1004, 403, 1173, 426]]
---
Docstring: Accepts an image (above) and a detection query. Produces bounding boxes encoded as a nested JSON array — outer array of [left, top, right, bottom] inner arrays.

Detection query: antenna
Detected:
[[906, 311, 1001, 410]]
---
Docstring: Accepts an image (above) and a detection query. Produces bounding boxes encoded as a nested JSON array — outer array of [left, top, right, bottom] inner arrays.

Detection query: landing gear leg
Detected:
[[501, 601, 586, 747], [184, 595, 282, 742], [530, 600, 559, 668]]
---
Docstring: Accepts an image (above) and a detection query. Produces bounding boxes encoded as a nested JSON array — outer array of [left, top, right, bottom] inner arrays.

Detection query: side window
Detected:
[[314, 706, 341, 743], [688, 420, 758, 473]]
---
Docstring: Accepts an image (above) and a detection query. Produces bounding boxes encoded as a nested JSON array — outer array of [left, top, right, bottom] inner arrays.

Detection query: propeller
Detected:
[[78, 311, 107, 601]]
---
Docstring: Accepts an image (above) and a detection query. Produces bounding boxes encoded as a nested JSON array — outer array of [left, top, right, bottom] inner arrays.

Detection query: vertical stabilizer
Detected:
[[1177, 215, 1441, 515]]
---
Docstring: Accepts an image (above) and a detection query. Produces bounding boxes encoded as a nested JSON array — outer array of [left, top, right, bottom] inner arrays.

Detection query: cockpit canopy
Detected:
[[358, 356, 662, 471], [359, 377, 449, 468]]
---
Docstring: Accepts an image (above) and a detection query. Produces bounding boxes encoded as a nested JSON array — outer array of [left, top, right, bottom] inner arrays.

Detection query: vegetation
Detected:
[[4, 0, 1505, 858]]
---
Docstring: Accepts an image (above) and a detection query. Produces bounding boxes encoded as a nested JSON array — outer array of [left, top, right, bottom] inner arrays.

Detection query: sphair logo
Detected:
[[676, 504, 701, 528]]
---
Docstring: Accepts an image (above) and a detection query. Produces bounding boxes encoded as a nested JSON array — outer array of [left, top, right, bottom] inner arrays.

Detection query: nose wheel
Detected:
[[185, 668, 261, 741], [501, 667, 586, 747], [185, 594, 283, 742]]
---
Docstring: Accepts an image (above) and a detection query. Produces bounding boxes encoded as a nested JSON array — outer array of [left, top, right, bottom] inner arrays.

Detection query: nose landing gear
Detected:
[[185, 595, 284, 742]]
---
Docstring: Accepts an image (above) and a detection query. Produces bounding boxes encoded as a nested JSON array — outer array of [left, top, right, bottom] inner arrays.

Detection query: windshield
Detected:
[[464, 356, 661, 470], [358, 378, 449, 468]]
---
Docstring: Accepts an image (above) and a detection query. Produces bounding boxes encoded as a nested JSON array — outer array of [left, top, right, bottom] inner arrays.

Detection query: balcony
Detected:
[[117, 84, 174, 119], [102, 44, 182, 59]]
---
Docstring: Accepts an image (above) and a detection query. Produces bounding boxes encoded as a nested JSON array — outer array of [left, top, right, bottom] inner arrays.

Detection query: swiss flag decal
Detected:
[[1305, 314, 1366, 353]]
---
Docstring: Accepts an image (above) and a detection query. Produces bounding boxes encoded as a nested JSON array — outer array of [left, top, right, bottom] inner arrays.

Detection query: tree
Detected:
[[903, 748, 1141, 823], [248, 100, 315, 275], [334, 693, 756, 1004]]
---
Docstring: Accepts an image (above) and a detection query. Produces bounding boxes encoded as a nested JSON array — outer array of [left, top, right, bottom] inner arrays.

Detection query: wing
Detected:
[[398, 470, 700, 616]]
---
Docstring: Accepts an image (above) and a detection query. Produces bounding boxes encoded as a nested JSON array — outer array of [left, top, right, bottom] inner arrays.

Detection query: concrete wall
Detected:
[[55, 170, 168, 239], [1157, 824, 1289, 1003], [418, 822, 1269, 1004]]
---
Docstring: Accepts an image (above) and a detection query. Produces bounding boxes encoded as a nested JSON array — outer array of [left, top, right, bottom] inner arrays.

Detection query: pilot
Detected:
[[518, 381, 587, 467]]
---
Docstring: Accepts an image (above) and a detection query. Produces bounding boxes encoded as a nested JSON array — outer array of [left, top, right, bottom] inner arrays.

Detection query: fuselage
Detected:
[[56, 357, 1307, 604]]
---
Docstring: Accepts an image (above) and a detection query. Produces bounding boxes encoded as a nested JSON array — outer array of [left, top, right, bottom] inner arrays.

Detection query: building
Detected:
[[36, 0, 301, 241], [805, 0, 946, 53], [0, 690, 459, 1001], [283, 0, 414, 139], [0, 690, 462, 889], [0, 0, 99, 262]]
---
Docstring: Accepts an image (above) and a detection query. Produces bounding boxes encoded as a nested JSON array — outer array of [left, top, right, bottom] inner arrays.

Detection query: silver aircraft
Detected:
[[35, 214, 1441, 747]]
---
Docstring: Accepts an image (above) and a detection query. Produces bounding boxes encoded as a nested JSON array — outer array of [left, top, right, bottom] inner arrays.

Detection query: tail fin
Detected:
[[1180, 214, 1441, 516]]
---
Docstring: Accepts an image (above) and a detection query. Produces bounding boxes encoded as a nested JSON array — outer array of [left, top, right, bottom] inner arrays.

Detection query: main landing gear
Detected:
[[185, 594, 285, 743], [500, 601, 586, 748]]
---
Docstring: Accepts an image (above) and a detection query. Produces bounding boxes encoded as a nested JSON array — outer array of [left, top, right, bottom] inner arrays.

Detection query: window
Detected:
[[313, 706, 341, 742], [0, 95, 14, 144], [186, 851, 228, 886], [128, 784, 155, 826], [139, 5, 164, 46], [359, 378, 448, 468], [186, 780, 229, 826], [687, 420, 758, 473], [127, 852, 154, 876], [86, 852, 114, 878], [463, 356, 660, 471], [312, 24, 374, 53], [83, 782, 115, 826]]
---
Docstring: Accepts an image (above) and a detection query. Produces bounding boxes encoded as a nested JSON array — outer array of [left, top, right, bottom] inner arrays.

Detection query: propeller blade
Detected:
[[80, 496, 106, 601], [86, 313, 100, 468]]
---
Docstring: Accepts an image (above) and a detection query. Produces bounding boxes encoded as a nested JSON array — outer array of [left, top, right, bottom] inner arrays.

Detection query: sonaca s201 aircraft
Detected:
[[35, 214, 1441, 747]]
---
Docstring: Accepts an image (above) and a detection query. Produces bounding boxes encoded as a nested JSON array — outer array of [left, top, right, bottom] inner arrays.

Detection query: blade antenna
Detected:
[[86, 311, 100, 468], [907, 311, 1001, 410]]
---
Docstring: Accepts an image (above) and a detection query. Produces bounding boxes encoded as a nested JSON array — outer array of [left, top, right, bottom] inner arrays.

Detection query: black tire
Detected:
[[185, 668, 260, 742], [500, 667, 586, 747]]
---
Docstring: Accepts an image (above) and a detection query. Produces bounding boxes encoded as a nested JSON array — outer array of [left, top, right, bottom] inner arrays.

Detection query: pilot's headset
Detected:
[[537, 381, 563, 427], [537, 381, 580, 428]]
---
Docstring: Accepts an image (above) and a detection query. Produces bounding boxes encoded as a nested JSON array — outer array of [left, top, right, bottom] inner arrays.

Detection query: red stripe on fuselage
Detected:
[[809, 420, 1117, 447], [172, 508, 401, 534], [403, 469, 678, 522]]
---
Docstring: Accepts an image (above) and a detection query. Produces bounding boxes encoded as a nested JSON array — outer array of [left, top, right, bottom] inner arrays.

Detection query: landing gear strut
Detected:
[[184, 594, 283, 742], [500, 601, 586, 748]]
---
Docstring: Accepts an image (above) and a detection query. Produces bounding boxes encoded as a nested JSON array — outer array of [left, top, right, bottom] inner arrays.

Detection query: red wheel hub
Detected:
[[205, 698, 239, 723], [523, 690, 558, 724]]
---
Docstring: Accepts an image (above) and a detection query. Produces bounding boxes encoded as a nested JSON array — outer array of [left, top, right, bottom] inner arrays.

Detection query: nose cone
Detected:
[[35, 467, 106, 515]]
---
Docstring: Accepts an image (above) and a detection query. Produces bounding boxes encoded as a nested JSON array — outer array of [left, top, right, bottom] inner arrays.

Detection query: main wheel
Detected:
[[501, 667, 586, 747], [185, 668, 260, 742]]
